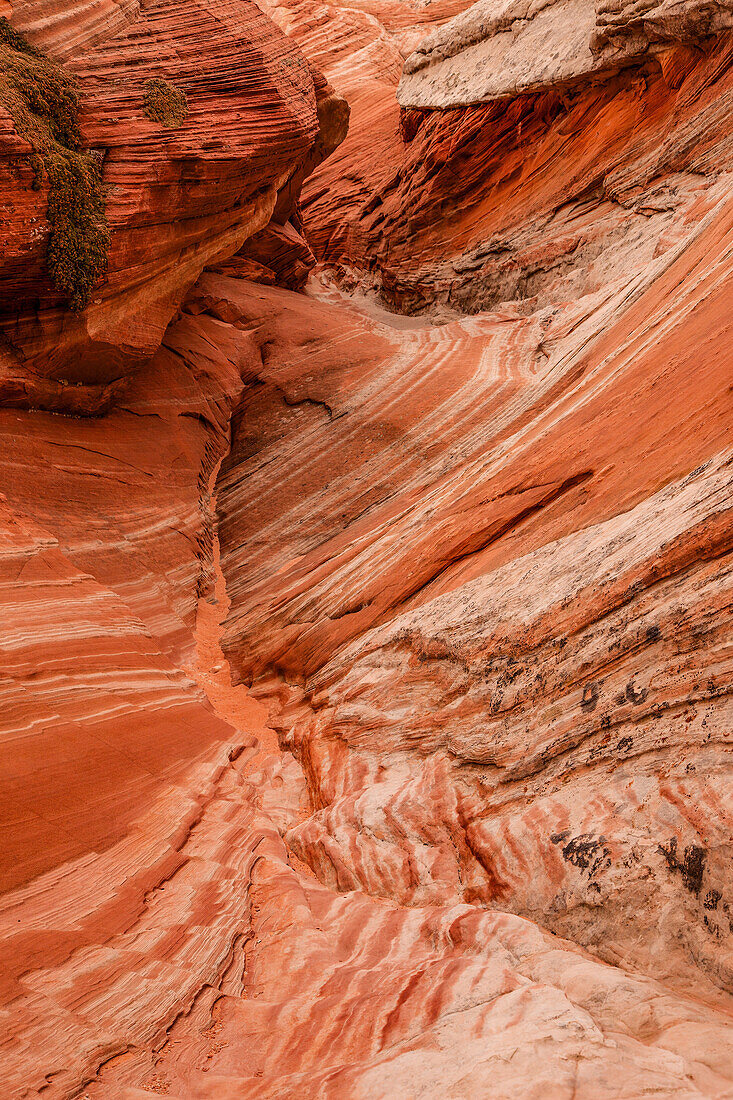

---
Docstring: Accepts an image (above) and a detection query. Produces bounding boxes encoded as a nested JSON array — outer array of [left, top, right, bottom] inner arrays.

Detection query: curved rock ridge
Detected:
[[54, 230, 731, 1094], [3, 252, 732, 1096], [0, 310, 252, 895], [0, 309, 261, 1093], [291, 0, 733, 315], [1, 0, 733, 1095], [0, 0, 338, 405], [398, 0, 733, 109], [3, 286, 725, 1099], [213, 65, 350, 292], [190, 163, 733, 1007], [7, 0, 141, 58]]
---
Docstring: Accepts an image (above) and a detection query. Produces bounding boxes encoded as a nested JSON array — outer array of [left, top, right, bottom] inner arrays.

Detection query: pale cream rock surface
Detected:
[[398, 0, 733, 107]]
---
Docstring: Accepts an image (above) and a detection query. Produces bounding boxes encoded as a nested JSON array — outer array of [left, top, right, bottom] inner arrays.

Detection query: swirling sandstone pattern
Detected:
[[1, 0, 733, 1096], [0, 0, 326, 399], [206, 177, 733, 989], [293, 0, 733, 317]]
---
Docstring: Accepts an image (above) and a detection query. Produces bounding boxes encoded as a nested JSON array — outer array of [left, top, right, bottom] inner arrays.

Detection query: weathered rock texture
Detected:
[[206, 188, 733, 994], [0, 0, 344, 403], [1, 0, 733, 1096], [0, 317, 264, 1092], [292, 0, 733, 318], [399, 0, 733, 108]]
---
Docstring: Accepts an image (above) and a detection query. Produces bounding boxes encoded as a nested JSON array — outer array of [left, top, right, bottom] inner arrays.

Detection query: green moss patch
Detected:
[[144, 78, 188, 128], [0, 17, 109, 311]]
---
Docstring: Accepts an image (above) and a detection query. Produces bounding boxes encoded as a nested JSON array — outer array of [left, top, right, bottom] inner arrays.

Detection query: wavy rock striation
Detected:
[[200, 187, 733, 996], [294, 0, 733, 318], [1, 0, 733, 1096], [0, 0, 341, 405]]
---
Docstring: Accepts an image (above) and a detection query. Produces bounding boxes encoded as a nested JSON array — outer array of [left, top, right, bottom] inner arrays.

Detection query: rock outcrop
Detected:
[[294, 0, 733, 319], [0, 0, 344, 406], [398, 0, 733, 109], [1, 0, 732, 1096], [199, 191, 733, 997]]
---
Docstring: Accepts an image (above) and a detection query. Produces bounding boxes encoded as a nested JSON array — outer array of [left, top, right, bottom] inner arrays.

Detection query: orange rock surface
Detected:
[[0, 0, 331, 400], [1, 0, 733, 1096], [293, 0, 733, 318]]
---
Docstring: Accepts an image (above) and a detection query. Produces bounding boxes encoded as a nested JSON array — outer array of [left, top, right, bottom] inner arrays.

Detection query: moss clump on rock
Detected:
[[0, 16, 43, 56], [0, 17, 109, 311], [46, 153, 109, 311], [144, 78, 188, 128]]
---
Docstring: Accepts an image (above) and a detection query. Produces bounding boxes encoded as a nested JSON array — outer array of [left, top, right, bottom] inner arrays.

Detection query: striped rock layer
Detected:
[[1, 0, 733, 1097], [292, 0, 733, 316], [0, 0, 342, 403]]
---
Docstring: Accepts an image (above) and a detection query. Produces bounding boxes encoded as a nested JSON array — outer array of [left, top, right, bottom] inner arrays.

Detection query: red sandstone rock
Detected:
[[292, 0, 733, 318], [0, 0, 326, 399], [1, 0, 733, 1097], [219, 220, 317, 291]]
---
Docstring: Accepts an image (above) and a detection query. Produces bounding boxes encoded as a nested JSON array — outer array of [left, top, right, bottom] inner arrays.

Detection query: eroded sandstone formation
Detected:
[[0, 0, 346, 407], [293, 0, 733, 319], [1, 0, 732, 1096]]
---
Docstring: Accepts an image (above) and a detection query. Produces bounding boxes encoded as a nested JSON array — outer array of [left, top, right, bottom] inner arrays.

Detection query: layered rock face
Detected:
[[399, 0, 733, 108], [0, 0, 346, 405], [294, 0, 733, 317], [207, 195, 733, 1001], [2, 0, 733, 1098]]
